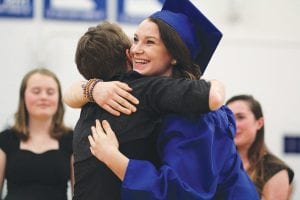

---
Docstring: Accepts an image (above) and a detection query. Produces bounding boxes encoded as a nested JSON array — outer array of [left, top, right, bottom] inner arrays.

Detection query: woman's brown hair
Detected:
[[148, 17, 201, 80], [13, 68, 71, 140], [226, 95, 287, 196]]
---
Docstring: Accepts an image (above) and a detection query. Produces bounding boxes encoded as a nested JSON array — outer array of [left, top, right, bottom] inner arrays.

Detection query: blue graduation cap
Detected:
[[151, 0, 222, 73]]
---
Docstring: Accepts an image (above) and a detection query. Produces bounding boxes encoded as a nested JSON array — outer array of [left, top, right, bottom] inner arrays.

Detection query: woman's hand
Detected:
[[88, 120, 119, 163], [93, 81, 139, 116], [88, 120, 129, 181]]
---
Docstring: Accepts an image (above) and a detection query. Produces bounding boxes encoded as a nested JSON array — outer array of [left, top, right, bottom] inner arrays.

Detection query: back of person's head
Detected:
[[13, 68, 70, 140], [75, 21, 131, 81]]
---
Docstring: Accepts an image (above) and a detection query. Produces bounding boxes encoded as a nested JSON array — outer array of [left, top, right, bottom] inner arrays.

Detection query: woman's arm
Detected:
[[0, 149, 6, 196], [64, 78, 225, 116], [262, 169, 290, 200], [63, 80, 139, 116], [208, 79, 225, 110], [63, 80, 88, 108]]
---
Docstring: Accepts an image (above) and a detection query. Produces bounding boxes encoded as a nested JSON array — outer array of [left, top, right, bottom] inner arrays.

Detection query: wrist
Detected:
[[105, 149, 129, 181], [83, 79, 103, 102]]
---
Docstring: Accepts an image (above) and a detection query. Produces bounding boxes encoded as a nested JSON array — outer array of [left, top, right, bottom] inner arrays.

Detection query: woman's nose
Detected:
[[131, 43, 144, 54], [40, 91, 49, 99]]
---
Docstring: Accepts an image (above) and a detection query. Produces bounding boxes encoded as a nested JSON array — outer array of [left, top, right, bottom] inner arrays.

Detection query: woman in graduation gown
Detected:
[[88, 0, 259, 199]]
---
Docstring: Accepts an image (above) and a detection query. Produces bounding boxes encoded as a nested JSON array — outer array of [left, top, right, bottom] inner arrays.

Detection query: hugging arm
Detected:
[[63, 80, 139, 116], [208, 79, 225, 110], [63, 78, 225, 115], [142, 77, 224, 114]]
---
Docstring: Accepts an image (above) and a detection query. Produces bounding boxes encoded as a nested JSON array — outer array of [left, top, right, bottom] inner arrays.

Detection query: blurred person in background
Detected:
[[0, 68, 74, 200], [226, 94, 294, 199]]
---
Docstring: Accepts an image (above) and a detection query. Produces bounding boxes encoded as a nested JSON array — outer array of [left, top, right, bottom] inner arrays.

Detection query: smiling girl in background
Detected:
[[0, 68, 73, 200], [226, 94, 294, 199]]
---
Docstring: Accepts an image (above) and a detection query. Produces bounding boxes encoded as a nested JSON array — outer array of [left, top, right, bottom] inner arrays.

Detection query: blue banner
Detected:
[[44, 0, 107, 21], [117, 0, 164, 24], [0, 0, 33, 18]]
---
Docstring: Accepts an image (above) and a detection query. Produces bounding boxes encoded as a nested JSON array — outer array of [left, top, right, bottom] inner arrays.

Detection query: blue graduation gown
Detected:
[[121, 106, 259, 199]]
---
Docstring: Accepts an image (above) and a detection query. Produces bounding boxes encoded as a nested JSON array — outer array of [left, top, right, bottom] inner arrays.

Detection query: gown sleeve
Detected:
[[121, 106, 259, 200]]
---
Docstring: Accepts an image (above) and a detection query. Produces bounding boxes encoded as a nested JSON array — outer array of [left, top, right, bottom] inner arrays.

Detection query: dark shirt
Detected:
[[72, 71, 211, 200], [73, 71, 211, 163], [0, 129, 73, 200], [250, 153, 294, 198], [263, 153, 294, 185]]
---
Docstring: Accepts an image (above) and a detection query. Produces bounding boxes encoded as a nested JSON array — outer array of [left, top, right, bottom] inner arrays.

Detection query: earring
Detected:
[[171, 59, 177, 65]]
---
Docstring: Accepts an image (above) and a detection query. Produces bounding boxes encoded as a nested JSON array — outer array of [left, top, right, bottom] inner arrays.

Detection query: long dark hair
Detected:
[[148, 17, 201, 80]]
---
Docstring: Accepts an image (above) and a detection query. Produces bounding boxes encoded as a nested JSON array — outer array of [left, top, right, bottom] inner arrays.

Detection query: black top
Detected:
[[0, 129, 73, 200], [263, 153, 294, 184], [73, 71, 211, 163]]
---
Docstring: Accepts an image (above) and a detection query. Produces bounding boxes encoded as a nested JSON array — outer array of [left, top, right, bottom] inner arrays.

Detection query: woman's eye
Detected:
[[47, 89, 56, 95], [147, 40, 154, 44], [32, 88, 40, 94], [236, 116, 245, 120]]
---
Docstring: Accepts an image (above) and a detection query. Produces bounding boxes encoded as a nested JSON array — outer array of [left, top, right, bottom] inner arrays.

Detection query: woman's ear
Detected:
[[171, 59, 177, 65], [256, 117, 264, 131]]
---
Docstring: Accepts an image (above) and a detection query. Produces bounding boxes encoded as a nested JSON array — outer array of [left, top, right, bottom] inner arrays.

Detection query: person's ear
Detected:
[[126, 49, 133, 68], [256, 117, 264, 131], [171, 59, 177, 65]]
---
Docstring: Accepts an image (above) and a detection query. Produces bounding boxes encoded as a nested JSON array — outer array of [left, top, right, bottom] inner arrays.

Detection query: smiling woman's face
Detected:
[[227, 100, 263, 150], [130, 19, 173, 77]]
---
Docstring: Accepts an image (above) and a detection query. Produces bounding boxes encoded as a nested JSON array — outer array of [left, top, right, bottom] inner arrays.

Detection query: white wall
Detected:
[[0, 0, 299, 199]]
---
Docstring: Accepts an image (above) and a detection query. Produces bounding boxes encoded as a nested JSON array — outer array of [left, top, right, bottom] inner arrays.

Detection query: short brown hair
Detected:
[[75, 21, 131, 81]]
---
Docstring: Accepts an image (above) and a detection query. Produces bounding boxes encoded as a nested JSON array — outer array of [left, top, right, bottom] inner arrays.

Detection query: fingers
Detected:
[[89, 120, 119, 160], [89, 120, 104, 157], [115, 81, 132, 92], [89, 128, 97, 147], [102, 120, 115, 138], [111, 82, 138, 114], [89, 120, 104, 144], [95, 119, 104, 134], [102, 120, 119, 148], [94, 81, 139, 116], [102, 104, 121, 116], [89, 146, 95, 156], [109, 97, 135, 115], [116, 82, 139, 105]]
